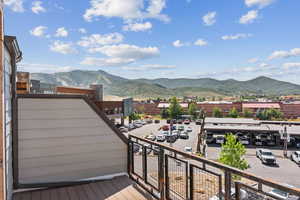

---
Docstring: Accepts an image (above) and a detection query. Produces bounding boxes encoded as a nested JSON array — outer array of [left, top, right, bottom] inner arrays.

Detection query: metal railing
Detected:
[[128, 134, 300, 200]]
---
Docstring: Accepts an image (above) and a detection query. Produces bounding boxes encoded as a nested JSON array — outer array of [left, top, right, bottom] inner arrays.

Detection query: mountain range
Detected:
[[30, 70, 300, 99]]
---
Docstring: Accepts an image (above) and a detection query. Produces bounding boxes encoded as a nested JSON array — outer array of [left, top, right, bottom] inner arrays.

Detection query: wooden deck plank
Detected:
[[13, 176, 154, 200], [31, 190, 41, 200]]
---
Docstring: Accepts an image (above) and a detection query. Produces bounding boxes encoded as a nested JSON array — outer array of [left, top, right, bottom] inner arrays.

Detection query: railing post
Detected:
[[158, 148, 165, 200], [127, 136, 132, 178], [142, 145, 147, 182], [235, 182, 240, 200], [189, 165, 194, 200], [224, 171, 232, 200]]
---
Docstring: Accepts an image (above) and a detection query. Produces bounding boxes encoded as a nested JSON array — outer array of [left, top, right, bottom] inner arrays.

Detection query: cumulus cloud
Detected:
[[239, 10, 258, 24], [194, 39, 208, 46], [89, 44, 159, 59], [173, 40, 185, 47], [83, 0, 169, 22], [30, 26, 47, 37], [222, 33, 252, 40], [50, 41, 77, 54], [268, 48, 300, 60], [81, 44, 159, 67], [283, 62, 300, 69], [77, 33, 123, 48], [4, 0, 24, 12], [202, 11, 216, 26], [259, 62, 270, 67], [55, 27, 68, 37], [123, 22, 152, 32], [245, 0, 275, 8], [18, 62, 74, 73], [78, 28, 87, 34], [80, 57, 135, 66], [123, 64, 176, 71], [31, 1, 46, 14]]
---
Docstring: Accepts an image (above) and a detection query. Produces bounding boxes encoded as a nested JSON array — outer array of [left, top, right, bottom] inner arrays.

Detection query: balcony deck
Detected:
[[13, 176, 155, 200]]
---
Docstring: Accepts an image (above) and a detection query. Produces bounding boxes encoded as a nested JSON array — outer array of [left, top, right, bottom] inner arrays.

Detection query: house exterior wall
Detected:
[[281, 103, 300, 119], [196, 102, 242, 117], [17, 98, 127, 185]]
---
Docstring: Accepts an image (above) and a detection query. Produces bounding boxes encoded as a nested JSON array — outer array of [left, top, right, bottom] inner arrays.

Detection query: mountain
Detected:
[[31, 70, 300, 98]]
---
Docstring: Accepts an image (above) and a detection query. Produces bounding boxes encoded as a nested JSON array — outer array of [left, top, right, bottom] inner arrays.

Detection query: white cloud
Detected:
[[173, 40, 185, 47], [83, 0, 169, 22], [123, 64, 176, 71], [78, 28, 87, 34], [259, 62, 269, 67], [18, 62, 74, 73], [55, 27, 68, 37], [248, 58, 259, 63], [268, 48, 300, 60], [245, 0, 275, 8], [89, 44, 159, 60], [123, 22, 152, 32], [78, 33, 123, 48], [80, 57, 135, 66], [4, 0, 24, 12], [194, 39, 208, 46], [30, 26, 47, 37], [222, 33, 252, 40], [50, 41, 77, 54], [239, 10, 258, 24], [31, 1, 46, 14], [202, 11, 216, 26], [283, 62, 300, 69]]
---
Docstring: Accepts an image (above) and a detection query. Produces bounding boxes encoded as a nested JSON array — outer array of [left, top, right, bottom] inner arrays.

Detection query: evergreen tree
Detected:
[[212, 107, 223, 118], [168, 97, 183, 119]]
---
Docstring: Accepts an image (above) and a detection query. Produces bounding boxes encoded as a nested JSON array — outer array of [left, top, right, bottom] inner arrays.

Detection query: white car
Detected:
[[291, 151, 300, 164], [184, 147, 192, 154], [268, 184, 298, 200], [186, 127, 193, 132], [156, 135, 165, 142], [216, 136, 225, 144], [256, 149, 276, 165]]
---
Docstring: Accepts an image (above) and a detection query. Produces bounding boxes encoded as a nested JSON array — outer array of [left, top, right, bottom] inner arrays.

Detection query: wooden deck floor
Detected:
[[13, 176, 155, 200]]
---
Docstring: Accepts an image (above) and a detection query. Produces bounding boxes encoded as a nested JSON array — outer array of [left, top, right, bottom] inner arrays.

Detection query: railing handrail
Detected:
[[129, 134, 300, 197]]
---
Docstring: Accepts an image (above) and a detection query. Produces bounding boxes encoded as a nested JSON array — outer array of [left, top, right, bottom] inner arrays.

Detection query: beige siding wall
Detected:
[[18, 98, 127, 185]]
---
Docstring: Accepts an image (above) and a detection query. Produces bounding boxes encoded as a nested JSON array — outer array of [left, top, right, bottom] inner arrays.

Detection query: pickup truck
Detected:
[[256, 149, 276, 165]]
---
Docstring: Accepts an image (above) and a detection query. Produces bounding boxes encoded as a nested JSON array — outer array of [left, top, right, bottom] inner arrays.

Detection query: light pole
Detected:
[[281, 125, 288, 158]]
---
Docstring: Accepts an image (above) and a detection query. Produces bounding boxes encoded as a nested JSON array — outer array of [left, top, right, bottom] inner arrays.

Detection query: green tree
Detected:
[[212, 107, 223, 118], [188, 102, 198, 119], [219, 133, 249, 170], [256, 108, 284, 120], [242, 109, 253, 118], [227, 108, 239, 118], [160, 107, 169, 119], [168, 97, 183, 119], [129, 112, 141, 122]]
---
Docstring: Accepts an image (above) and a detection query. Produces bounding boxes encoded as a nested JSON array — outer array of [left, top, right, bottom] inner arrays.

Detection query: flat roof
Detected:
[[157, 103, 189, 108], [242, 103, 280, 109], [205, 117, 260, 125]]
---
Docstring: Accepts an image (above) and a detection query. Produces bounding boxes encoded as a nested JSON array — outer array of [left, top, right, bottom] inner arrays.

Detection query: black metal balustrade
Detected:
[[128, 134, 300, 200]]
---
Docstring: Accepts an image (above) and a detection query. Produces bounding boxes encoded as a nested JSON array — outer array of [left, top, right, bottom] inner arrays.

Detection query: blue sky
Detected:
[[4, 0, 300, 83]]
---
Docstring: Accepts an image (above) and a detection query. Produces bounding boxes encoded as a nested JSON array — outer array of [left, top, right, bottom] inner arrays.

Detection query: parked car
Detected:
[[171, 125, 177, 130], [133, 122, 143, 128], [180, 132, 189, 139], [172, 119, 177, 124], [145, 134, 156, 141], [166, 119, 171, 124], [238, 135, 250, 145], [216, 136, 225, 144], [128, 123, 135, 130], [186, 127, 193, 132], [144, 144, 152, 154], [119, 126, 128, 133], [156, 135, 165, 142], [206, 133, 215, 144], [195, 119, 201, 125], [145, 119, 153, 124], [291, 151, 300, 165], [133, 144, 140, 153], [184, 147, 192, 154], [153, 145, 160, 155], [154, 119, 160, 124], [255, 139, 263, 146], [161, 125, 169, 131], [162, 131, 169, 135], [177, 119, 183, 124], [256, 134, 268, 145], [178, 125, 185, 131], [184, 119, 190, 125], [268, 184, 299, 200], [166, 135, 177, 143], [256, 149, 276, 165], [172, 130, 180, 139]]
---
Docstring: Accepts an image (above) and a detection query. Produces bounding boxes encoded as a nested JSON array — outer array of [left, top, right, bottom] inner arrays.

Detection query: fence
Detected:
[[128, 134, 300, 200]]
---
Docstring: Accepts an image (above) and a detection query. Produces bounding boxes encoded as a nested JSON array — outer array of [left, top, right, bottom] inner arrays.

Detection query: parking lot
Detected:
[[126, 120, 300, 188]]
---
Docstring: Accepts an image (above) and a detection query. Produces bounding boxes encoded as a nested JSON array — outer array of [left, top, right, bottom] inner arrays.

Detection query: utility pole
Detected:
[[196, 110, 206, 156], [282, 125, 288, 158]]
